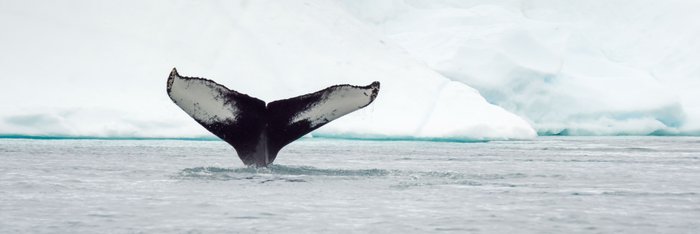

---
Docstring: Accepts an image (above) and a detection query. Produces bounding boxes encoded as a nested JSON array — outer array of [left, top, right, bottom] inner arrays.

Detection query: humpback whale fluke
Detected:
[[166, 68, 380, 167]]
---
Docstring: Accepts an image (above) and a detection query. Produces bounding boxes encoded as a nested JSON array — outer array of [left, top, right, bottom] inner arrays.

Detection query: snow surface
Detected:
[[0, 0, 534, 140], [1, 0, 698, 138], [340, 0, 700, 135]]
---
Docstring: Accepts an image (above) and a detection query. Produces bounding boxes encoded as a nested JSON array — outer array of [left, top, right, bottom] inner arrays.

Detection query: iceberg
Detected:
[[0, 1, 535, 140], [341, 0, 700, 135]]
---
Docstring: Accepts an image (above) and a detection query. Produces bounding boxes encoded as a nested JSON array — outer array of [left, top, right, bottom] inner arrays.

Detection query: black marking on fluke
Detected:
[[167, 68, 380, 167]]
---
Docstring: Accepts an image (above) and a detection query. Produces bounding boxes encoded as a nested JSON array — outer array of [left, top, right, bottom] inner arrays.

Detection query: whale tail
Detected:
[[166, 68, 380, 166]]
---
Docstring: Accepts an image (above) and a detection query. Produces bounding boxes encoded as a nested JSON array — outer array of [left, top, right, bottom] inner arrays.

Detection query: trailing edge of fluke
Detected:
[[166, 68, 380, 167]]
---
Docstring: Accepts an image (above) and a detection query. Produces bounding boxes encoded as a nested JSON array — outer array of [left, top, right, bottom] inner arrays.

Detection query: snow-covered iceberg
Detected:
[[341, 0, 700, 135], [0, 1, 535, 140]]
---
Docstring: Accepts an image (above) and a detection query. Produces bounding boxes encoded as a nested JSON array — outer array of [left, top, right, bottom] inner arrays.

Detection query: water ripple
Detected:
[[175, 165, 390, 181]]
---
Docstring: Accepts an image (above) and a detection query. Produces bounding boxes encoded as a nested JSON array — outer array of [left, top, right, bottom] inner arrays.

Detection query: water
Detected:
[[1, 137, 699, 233]]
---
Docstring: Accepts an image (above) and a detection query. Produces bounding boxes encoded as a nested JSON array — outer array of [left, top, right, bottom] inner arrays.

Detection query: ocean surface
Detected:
[[1, 137, 698, 233]]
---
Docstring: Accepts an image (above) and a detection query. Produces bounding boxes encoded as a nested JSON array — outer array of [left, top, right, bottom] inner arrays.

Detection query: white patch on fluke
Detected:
[[291, 85, 375, 128], [168, 73, 238, 124]]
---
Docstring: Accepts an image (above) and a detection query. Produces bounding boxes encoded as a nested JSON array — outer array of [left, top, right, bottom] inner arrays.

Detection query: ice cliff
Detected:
[[2, 0, 698, 139]]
